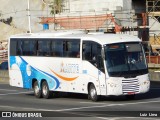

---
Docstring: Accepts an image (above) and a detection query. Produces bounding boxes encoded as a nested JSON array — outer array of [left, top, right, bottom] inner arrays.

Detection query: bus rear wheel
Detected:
[[33, 81, 42, 98], [88, 84, 99, 102], [42, 81, 52, 99]]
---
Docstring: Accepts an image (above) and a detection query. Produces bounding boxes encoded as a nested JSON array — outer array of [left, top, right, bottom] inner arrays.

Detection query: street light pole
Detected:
[[27, 0, 31, 33], [53, 1, 56, 30]]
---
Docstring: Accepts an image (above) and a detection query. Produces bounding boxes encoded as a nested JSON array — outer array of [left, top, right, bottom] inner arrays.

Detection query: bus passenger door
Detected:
[[82, 41, 107, 95], [97, 48, 106, 95]]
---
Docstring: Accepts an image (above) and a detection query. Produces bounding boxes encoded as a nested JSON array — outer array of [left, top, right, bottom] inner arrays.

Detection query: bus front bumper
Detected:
[[106, 77, 150, 96]]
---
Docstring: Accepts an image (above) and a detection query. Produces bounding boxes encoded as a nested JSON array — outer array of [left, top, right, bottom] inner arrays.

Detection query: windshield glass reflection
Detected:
[[104, 42, 148, 77]]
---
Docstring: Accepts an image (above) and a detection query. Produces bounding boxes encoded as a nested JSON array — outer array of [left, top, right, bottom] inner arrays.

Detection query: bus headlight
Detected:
[[108, 83, 117, 87], [142, 80, 150, 85], [140, 80, 150, 90]]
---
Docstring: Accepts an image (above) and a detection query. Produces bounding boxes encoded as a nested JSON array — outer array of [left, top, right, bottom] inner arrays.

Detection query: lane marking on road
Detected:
[[0, 105, 18, 109], [0, 105, 54, 111], [80, 102, 107, 105], [53, 101, 160, 111], [0, 89, 18, 91], [80, 100, 160, 106], [0, 100, 158, 112], [56, 100, 160, 111], [0, 91, 33, 96]]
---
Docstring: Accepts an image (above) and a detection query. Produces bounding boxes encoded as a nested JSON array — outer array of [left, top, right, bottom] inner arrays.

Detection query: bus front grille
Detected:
[[122, 79, 139, 94]]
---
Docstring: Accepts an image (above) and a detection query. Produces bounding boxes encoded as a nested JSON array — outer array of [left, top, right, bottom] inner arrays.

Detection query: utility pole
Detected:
[[53, 0, 56, 30], [27, 0, 31, 33]]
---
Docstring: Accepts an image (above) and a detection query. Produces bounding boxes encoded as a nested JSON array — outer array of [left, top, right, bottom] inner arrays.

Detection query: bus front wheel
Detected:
[[33, 81, 42, 98], [88, 84, 99, 102], [42, 81, 52, 99]]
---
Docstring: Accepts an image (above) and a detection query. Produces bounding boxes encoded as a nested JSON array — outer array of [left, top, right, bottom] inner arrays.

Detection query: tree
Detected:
[[50, 0, 63, 15]]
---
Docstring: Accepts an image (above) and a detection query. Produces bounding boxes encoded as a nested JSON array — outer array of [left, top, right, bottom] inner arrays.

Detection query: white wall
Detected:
[[0, 0, 51, 33], [69, 0, 123, 12], [0, 0, 159, 36], [123, 0, 132, 10]]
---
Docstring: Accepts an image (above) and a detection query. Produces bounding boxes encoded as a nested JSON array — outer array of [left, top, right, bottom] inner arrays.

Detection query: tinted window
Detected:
[[82, 41, 104, 72], [17, 40, 23, 55], [38, 40, 51, 56], [104, 42, 148, 77], [51, 40, 63, 57], [82, 41, 101, 61], [63, 40, 80, 58], [22, 40, 37, 56], [10, 39, 17, 56], [10, 38, 80, 58], [82, 41, 92, 60], [10, 38, 37, 56]]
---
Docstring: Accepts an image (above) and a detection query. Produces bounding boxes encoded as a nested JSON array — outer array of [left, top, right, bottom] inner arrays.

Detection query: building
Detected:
[[41, 0, 150, 41], [0, 0, 159, 40]]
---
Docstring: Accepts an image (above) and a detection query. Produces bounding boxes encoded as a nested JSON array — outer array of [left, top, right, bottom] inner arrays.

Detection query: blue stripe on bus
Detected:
[[10, 56, 60, 90]]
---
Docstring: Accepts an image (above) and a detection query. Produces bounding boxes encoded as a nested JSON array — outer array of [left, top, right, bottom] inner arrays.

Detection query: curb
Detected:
[[149, 72, 160, 82], [0, 77, 9, 84]]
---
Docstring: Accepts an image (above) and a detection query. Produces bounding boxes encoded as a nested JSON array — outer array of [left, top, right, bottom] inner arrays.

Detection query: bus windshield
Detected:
[[104, 42, 148, 77]]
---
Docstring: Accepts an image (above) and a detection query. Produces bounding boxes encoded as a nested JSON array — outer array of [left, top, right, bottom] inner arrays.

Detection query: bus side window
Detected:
[[17, 40, 23, 55], [10, 39, 17, 56], [83, 41, 100, 62], [65, 40, 80, 58], [83, 41, 104, 72], [82, 42, 92, 60], [22, 40, 37, 56], [63, 39, 80, 58], [51, 40, 63, 57], [38, 40, 51, 56]]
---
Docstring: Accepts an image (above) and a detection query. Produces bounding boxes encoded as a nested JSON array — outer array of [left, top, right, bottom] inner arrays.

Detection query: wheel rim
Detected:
[[34, 84, 39, 95], [42, 85, 48, 96], [90, 87, 96, 99]]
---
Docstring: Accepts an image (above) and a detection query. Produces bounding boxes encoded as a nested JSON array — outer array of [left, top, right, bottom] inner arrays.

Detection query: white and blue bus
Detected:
[[8, 31, 150, 101]]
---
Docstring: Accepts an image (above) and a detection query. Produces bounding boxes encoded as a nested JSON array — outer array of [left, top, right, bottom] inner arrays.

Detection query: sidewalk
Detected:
[[0, 70, 9, 84]]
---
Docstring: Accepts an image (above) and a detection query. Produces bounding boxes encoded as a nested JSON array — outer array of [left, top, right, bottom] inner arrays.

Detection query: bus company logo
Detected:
[[60, 62, 79, 74], [60, 62, 64, 72], [2, 112, 11, 117]]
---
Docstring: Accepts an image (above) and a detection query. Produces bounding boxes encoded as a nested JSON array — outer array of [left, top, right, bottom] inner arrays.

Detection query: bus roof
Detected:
[[10, 32, 141, 45]]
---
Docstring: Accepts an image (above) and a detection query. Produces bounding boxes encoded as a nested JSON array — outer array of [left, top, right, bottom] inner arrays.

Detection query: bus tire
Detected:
[[33, 81, 42, 98], [125, 94, 135, 100], [89, 84, 99, 102], [42, 81, 52, 99]]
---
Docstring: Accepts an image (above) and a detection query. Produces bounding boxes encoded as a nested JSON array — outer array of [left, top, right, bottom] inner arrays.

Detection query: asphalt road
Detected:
[[0, 81, 160, 120]]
